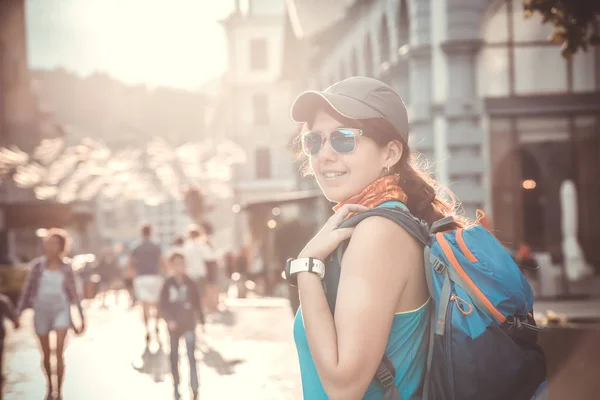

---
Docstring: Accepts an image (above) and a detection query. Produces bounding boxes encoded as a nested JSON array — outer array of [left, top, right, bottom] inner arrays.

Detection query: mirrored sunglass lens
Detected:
[[330, 129, 357, 153], [302, 132, 321, 155]]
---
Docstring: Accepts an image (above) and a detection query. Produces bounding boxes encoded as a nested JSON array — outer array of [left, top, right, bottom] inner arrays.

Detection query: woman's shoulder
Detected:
[[346, 215, 423, 270]]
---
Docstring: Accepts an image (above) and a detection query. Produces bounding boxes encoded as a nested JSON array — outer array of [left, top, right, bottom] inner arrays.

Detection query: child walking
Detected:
[[159, 251, 205, 400]]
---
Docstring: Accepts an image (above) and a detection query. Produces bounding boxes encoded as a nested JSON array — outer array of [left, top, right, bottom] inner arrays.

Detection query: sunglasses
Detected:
[[301, 128, 364, 156]]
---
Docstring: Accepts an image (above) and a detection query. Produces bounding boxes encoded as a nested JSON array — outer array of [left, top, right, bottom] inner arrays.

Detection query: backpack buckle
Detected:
[[376, 369, 395, 389], [432, 258, 446, 273]]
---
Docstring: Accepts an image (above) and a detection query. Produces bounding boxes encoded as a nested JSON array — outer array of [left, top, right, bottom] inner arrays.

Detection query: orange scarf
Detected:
[[333, 175, 408, 215]]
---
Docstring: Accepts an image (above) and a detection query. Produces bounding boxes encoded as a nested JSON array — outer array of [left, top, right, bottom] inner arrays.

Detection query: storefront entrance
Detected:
[[490, 112, 600, 272]]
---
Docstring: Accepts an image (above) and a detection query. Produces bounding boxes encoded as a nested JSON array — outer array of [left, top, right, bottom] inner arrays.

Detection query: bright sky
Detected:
[[25, 0, 234, 90]]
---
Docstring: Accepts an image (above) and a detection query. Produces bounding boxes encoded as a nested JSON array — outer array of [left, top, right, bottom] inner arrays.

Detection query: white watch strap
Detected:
[[290, 258, 325, 279]]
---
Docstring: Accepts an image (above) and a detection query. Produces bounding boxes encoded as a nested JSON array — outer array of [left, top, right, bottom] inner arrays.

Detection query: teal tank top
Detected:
[[293, 200, 431, 399]]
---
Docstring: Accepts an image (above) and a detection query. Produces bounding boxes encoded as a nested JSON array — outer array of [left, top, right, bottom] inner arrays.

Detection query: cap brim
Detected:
[[291, 91, 383, 124]]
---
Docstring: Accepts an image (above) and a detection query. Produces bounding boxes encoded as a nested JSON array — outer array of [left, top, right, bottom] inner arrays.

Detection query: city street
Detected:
[[3, 295, 301, 400], [4, 293, 600, 400]]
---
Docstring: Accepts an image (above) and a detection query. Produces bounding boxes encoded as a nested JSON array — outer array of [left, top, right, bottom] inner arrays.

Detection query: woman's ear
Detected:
[[384, 140, 403, 168]]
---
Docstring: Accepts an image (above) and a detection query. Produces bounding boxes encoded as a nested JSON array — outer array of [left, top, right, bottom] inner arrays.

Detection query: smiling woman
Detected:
[[26, 0, 232, 89]]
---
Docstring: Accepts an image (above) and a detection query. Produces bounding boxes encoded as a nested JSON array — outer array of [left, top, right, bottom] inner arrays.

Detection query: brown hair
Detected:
[[293, 108, 468, 228], [45, 228, 71, 256], [141, 223, 152, 237]]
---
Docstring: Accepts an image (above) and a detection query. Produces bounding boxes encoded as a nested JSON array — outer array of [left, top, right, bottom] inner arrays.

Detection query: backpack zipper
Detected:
[[456, 229, 478, 262]]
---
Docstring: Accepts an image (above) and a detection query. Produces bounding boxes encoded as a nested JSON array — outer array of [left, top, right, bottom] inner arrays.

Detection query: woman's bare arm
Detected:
[[297, 216, 422, 399]]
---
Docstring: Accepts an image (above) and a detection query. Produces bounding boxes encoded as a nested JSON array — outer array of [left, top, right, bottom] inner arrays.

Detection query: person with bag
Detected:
[[285, 76, 546, 400], [16, 228, 85, 400]]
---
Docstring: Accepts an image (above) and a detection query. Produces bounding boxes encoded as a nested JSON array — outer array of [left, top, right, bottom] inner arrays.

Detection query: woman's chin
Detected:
[[322, 188, 352, 204]]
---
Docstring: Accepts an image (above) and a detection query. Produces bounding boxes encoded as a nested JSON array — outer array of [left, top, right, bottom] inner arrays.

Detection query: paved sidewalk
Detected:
[[3, 296, 301, 400], [535, 298, 600, 320]]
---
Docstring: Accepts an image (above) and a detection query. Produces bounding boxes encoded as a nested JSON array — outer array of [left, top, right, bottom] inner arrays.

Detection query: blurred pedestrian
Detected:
[[115, 242, 135, 307], [159, 251, 204, 400], [183, 225, 213, 313], [0, 293, 19, 395], [97, 248, 119, 308], [130, 224, 164, 343], [201, 222, 220, 313], [171, 235, 185, 253], [16, 228, 85, 400]]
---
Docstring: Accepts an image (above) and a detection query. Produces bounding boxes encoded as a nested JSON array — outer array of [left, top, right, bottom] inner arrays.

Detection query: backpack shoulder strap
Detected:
[[338, 207, 430, 246], [325, 207, 430, 313]]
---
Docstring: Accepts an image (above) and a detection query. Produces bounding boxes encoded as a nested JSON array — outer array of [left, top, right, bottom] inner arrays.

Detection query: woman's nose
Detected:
[[317, 136, 337, 160]]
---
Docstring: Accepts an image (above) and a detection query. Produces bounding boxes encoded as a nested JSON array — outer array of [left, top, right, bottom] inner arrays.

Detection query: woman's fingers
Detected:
[[334, 227, 355, 242]]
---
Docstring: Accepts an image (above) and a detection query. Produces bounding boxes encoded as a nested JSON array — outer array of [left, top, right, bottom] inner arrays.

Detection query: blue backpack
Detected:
[[326, 205, 547, 400]]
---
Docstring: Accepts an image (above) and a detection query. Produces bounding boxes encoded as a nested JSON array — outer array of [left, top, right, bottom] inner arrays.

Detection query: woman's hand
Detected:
[[298, 204, 369, 261]]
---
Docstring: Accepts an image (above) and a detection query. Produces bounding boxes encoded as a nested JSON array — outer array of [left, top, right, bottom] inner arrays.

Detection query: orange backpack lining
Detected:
[[456, 229, 479, 262]]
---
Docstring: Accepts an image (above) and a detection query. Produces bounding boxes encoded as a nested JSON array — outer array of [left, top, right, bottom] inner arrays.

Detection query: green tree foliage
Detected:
[[523, 0, 600, 59]]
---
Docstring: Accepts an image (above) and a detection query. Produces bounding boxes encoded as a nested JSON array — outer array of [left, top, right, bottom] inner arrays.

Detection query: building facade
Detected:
[[217, 0, 317, 248], [283, 0, 600, 272]]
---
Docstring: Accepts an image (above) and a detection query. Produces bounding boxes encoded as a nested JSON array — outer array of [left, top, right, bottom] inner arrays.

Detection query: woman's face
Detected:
[[308, 109, 396, 203], [44, 235, 63, 257]]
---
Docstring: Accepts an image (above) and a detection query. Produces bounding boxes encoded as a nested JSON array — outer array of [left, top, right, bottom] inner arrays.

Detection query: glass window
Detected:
[[482, 1, 508, 43], [572, 49, 597, 92], [478, 48, 510, 97], [250, 39, 268, 70], [255, 147, 271, 179], [514, 47, 567, 94], [252, 94, 269, 125]]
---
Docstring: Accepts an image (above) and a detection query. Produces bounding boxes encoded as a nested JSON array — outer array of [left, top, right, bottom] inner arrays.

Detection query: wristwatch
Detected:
[[285, 257, 325, 286]]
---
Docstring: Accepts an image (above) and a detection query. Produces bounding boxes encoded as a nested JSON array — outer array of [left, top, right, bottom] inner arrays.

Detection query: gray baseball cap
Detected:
[[291, 76, 409, 143]]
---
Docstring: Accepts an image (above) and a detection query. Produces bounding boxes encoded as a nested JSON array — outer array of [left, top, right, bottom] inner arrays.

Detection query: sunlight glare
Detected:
[[29, 0, 233, 89]]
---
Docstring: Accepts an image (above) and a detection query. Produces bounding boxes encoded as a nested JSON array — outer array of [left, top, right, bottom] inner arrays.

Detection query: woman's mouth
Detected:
[[322, 171, 347, 180]]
